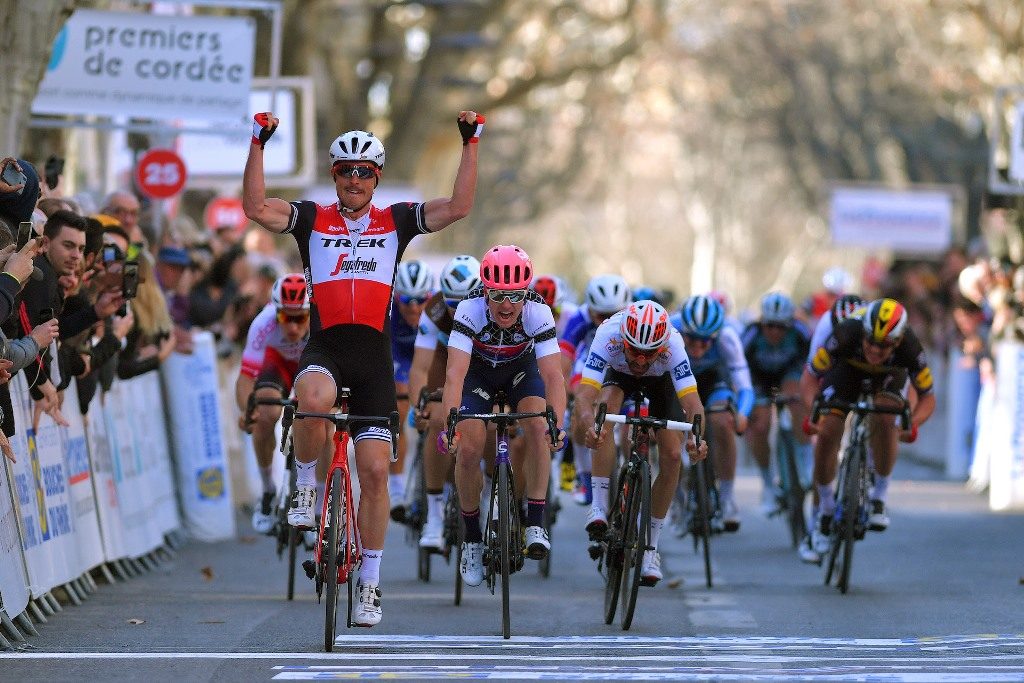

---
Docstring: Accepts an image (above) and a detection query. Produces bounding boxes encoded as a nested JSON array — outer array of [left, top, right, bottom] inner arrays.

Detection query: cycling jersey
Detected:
[[578, 311, 697, 399], [669, 312, 753, 415], [240, 303, 309, 379], [742, 321, 811, 394], [568, 326, 599, 390], [448, 289, 559, 366], [414, 292, 456, 350], [390, 301, 420, 383], [809, 318, 933, 395], [558, 304, 596, 358], [285, 200, 428, 332]]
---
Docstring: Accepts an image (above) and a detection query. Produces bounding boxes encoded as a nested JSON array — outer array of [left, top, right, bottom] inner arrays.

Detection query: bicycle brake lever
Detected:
[[594, 403, 607, 439], [691, 413, 702, 446]]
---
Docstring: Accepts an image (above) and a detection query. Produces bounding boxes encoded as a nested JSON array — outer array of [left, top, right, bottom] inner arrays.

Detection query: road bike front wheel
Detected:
[[619, 462, 650, 631], [603, 462, 628, 625], [324, 471, 343, 651], [779, 432, 807, 549], [837, 448, 862, 594], [497, 464, 512, 639], [694, 460, 713, 588]]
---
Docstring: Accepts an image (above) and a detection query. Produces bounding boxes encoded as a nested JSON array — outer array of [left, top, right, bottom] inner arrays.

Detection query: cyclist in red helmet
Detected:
[[440, 245, 567, 588], [235, 274, 311, 534]]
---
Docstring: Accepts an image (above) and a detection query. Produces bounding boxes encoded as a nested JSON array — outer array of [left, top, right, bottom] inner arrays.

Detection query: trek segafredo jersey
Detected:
[[579, 311, 698, 399], [448, 289, 560, 367], [284, 200, 429, 333]]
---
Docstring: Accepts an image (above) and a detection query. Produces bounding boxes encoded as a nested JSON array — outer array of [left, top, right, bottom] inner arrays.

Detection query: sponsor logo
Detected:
[[512, 333, 525, 343], [915, 367, 933, 391], [498, 440, 509, 455], [672, 359, 692, 381], [364, 426, 393, 441], [320, 237, 387, 248], [197, 466, 225, 500], [480, 332, 493, 342], [812, 347, 832, 372], [329, 254, 379, 277], [473, 387, 491, 401], [512, 371, 526, 387], [585, 352, 607, 372]]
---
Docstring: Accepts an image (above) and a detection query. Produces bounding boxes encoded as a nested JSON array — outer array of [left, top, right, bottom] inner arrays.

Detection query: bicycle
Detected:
[[537, 473, 560, 578], [810, 381, 909, 594], [446, 394, 558, 639], [398, 388, 442, 582], [684, 400, 730, 589], [769, 392, 810, 549], [592, 398, 700, 630], [293, 388, 399, 651]]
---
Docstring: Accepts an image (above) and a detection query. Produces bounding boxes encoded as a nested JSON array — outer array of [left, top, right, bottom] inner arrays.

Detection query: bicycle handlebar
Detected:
[[446, 406, 560, 451], [594, 402, 703, 446], [295, 410, 402, 462], [811, 398, 911, 430]]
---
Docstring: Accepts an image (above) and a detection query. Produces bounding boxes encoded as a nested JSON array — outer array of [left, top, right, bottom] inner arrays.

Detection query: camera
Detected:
[[1, 162, 26, 194]]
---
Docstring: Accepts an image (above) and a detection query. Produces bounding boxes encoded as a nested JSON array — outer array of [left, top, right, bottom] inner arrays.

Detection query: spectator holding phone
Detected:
[[0, 158, 41, 230], [118, 247, 176, 379]]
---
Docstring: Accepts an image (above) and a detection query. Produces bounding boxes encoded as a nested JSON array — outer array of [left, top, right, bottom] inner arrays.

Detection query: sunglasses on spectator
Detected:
[[333, 163, 377, 179], [684, 333, 716, 345], [398, 293, 429, 306], [624, 343, 659, 360], [486, 288, 528, 304], [277, 310, 310, 325]]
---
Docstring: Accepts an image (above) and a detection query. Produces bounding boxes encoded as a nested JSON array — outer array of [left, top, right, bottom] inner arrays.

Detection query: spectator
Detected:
[[189, 244, 245, 328], [154, 245, 194, 353], [100, 190, 144, 245], [118, 252, 176, 379], [0, 158, 41, 227]]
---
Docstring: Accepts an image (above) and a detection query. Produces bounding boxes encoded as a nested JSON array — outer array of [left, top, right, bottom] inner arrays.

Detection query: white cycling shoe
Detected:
[[524, 526, 550, 559], [584, 507, 608, 538], [419, 518, 445, 552], [460, 542, 484, 586], [641, 550, 662, 585], [251, 492, 276, 534], [351, 583, 382, 627], [287, 485, 316, 529]]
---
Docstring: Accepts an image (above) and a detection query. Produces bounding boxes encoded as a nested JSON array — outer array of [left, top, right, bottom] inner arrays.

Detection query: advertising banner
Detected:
[[829, 186, 955, 254], [991, 343, 1024, 510], [60, 381, 105, 571], [0, 459, 30, 620], [161, 332, 236, 541], [126, 373, 179, 535], [33, 10, 255, 122]]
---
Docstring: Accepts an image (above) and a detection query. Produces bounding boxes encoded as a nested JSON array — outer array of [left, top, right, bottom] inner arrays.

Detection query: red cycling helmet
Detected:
[[531, 275, 558, 308], [480, 244, 533, 290], [272, 273, 309, 310]]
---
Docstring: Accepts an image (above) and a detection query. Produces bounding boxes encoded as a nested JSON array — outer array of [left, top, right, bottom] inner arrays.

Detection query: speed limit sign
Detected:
[[135, 149, 187, 199]]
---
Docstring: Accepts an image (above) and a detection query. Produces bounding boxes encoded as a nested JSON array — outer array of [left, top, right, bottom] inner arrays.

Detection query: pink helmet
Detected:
[[480, 244, 533, 290]]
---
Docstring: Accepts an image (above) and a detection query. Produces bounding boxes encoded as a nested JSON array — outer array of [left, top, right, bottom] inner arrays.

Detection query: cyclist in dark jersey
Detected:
[[243, 109, 484, 627], [802, 298, 935, 558]]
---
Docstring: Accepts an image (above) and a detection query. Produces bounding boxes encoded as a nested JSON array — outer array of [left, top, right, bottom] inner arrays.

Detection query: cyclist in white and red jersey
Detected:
[[242, 109, 483, 627], [440, 245, 567, 587], [235, 274, 310, 533], [571, 301, 707, 585]]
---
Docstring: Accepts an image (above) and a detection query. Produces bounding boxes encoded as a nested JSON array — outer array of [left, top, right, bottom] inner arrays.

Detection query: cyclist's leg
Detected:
[[585, 383, 625, 528], [290, 368, 337, 527], [865, 370, 908, 528], [744, 385, 775, 508], [420, 395, 449, 547], [251, 383, 285, 488], [388, 374, 412, 514]]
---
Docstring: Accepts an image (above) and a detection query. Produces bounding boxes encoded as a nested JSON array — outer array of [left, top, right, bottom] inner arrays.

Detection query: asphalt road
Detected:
[[3, 459, 1023, 681]]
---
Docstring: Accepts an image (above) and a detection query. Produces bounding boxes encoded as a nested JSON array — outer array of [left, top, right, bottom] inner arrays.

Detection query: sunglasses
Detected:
[[624, 343, 659, 359], [277, 310, 310, 325], [486, 288, 528, 304], [398, 293, 429, 306], [684, 333, 716, 345], [865, 338, 898, 351], [334, 163, 377, 179]]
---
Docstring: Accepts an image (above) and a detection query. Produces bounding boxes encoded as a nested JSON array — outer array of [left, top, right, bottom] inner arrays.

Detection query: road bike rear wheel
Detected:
[[324, 471, 343, 651], [603, 462, 628, 625], [694, 460, 713, 588], [779, 433, 807, 549], [619, 462, 650, 631], [498, 464, 512, 639], [286, 526, 298, 601]]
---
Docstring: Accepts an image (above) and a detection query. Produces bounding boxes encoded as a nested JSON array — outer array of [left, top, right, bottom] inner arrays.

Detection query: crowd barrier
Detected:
[[0, 330, 235, 647]]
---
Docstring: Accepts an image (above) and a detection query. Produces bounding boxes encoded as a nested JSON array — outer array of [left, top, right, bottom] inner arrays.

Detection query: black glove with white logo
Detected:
[[458, 113, 485, 145]]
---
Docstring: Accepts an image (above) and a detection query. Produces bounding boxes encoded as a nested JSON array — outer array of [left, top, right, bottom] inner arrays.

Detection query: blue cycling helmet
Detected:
[[679, 295, 724, 338], [632, 285, 663, 305], [760, 291, 795, 325]]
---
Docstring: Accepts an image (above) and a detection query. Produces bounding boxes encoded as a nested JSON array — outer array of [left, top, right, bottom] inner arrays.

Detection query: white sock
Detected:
[[427, 493, 444, 526], [259, 466, 275, 494], [296, 460, 317, 488], [871, 475, 890, 503], [816, 484, 835, 515], [574, 442, 592, 473], [649, 516, 666, 551], [591, 476, 610, 513], [719, 479, 735, 504], [388, 473, 404, 498], [359, 548, 382, 585]]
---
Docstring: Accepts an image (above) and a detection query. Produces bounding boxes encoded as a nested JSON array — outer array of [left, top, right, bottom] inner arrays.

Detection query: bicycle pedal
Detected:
[[302, 559, 317, 580], [587, 541, 604, 561]]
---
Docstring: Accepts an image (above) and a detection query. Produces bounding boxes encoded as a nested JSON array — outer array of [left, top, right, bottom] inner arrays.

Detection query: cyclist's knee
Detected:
[[659, 447, 682, 470], [294, 373, 335, 411]]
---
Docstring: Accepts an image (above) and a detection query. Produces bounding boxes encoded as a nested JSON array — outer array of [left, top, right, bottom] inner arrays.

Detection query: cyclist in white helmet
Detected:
[[572, 300, 707, 585], [560, 274, 631, 504], [389, 259, 434, 521]]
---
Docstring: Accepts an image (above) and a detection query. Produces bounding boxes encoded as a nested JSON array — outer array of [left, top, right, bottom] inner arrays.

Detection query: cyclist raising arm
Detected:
[[243, 109, 483, 627]]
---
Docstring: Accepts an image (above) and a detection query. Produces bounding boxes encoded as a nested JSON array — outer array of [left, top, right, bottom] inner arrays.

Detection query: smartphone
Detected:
[[16, 222, 33, 250], [102, 245, 122, 263], [39, 307, 55, 322], [1, 163, 26, 192], [122, 262, 139, 299], [44, 156, 64, 191]]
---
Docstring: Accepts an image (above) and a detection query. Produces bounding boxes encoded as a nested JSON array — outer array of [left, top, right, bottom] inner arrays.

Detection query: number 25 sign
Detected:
[[135, 149, 187, 199]]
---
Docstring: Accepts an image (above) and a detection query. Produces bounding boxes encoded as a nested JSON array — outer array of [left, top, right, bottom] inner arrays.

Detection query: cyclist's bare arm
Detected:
[[242, 113, 293, 233], [679, 390, 708, 461], [235, 373, 255, 415], [421, 111, 480, 233], [440, 347, 471, 425], [572, 382, 600, 443], [538, 353, 567, 428], [408, 346, 435, 417]]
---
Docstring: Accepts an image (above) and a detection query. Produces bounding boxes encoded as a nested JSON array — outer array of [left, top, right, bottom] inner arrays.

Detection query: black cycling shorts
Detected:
[[460, 355, 546, 414], [818, 362, 909, 411], [602, 369, 685, 422], [296, 324, 397, 443]]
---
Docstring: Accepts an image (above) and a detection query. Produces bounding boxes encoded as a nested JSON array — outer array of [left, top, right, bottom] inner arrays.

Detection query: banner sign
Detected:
[[991, 343, 1024, 510], [0, 459, 30, 620], [828, 186, 954, 254], [61, 382, 105, 572], [33, 10, 255, 122], [161, 331, 236, 541]]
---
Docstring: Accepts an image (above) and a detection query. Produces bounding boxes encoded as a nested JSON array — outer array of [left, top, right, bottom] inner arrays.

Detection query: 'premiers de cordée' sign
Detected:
[[33, 10, 255, 122]]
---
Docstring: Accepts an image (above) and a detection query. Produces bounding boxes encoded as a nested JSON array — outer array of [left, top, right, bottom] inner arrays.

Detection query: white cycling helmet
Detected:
[[822, 267, 853, 295], [760, 291, 795, 325], [395, 260, 434, 298], [439, 255, 481, 299], [620, 300, 671, 351], [585, 274, 631, 315], [329, 130, 386, 169]]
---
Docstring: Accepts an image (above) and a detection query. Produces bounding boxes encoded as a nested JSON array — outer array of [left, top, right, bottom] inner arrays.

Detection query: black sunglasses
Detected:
[[334, 164, 377, 179]]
